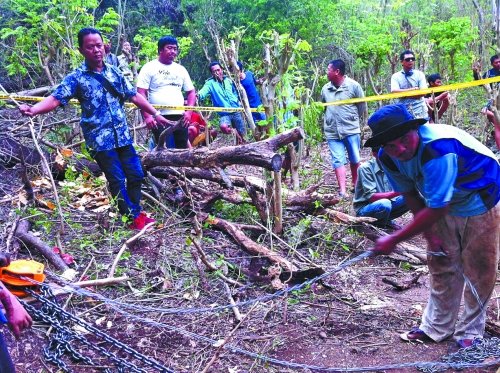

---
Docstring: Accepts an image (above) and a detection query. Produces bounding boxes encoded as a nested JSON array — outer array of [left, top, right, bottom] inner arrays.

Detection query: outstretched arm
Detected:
[[19, 96, 61, 117], [371, 190, 448, 255]]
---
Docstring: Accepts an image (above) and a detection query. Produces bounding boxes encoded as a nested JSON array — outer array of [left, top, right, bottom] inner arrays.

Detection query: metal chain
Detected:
[[21, 285, 173, 373], [416, 337, 500, 373]]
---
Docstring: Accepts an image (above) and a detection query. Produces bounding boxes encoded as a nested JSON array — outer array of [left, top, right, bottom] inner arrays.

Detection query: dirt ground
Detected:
[[0, 130, 499, 373]]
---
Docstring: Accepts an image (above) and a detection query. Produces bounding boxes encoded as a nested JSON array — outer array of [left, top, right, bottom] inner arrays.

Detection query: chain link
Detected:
[[416, 337, 500, 373], [21, 285, 173, 372]]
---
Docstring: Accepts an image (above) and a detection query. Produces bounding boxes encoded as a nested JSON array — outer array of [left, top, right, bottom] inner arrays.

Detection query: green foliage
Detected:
[[133, 26, 193, 66], [0, 0, 120, 81], [428, 17, 477, 79], [302, 102, 324, 145], [213, 200, 259, 223]]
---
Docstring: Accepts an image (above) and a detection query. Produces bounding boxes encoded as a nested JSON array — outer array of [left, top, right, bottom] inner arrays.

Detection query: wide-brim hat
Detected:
[[364, 104, 427, 147]]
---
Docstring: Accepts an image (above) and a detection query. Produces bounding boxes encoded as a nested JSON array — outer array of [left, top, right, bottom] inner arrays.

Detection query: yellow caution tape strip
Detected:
[[2, 76, 499, 112]]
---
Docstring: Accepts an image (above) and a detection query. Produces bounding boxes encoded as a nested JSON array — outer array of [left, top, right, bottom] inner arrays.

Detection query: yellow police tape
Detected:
[[1, 76, 500, 112]]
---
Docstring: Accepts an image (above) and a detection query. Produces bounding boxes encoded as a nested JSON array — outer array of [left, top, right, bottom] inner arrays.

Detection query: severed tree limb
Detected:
[[142, 127, 305, 171], [223, 281, 242, 321], [14, 220, 69, 271], [71, 276, 130, 287], [189, 216, 244, 287], [272, 170, 283, 234], [245, 184, 269, 224], [151, 167, 340, 212], [198, 212, 297, 276], [108, 222, 155, 278]]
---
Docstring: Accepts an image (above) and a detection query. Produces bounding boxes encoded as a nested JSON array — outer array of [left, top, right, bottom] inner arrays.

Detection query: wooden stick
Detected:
[[71, 276, 130, 287], [15, 220, 69, 271], [108, 222, 155, 278], [200, 303, 258, 373], [223, 281, 242, 321]]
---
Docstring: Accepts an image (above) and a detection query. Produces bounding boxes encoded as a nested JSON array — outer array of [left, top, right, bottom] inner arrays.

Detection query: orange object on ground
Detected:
[[0, 260, 46, 297]]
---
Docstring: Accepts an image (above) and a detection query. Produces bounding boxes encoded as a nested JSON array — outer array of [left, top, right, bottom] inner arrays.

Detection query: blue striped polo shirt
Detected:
[[379, 124, 500, 217]]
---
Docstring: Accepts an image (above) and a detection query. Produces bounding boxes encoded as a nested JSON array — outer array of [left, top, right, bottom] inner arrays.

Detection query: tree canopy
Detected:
[[0, 0, 497, 96]]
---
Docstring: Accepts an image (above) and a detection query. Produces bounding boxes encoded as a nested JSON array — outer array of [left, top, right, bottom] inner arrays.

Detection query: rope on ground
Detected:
[[22, 249, 499, 372], [43, 250, 374, 315]]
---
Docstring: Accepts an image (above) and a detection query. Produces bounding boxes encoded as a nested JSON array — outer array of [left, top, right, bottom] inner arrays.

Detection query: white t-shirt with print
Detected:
[[137, 60, 194, 115]]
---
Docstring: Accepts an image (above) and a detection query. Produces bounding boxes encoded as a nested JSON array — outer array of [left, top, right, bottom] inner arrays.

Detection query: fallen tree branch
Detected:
[[14, 220, 69, 272], [108, 222, 155, 278], [142, 127, 305, 171], [198, 212, 296, 274], [223, 281, 242, 321]]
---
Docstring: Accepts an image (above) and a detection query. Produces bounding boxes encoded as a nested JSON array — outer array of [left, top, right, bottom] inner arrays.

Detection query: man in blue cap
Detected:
[[365, 104, 500, 348]]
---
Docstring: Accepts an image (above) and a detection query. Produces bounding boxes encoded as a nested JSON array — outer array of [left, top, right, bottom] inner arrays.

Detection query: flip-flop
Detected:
[[400, 327, 432, 343]]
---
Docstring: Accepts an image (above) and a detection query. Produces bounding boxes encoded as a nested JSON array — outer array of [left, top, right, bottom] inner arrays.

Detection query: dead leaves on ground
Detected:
[[4, 175, 112, 213]]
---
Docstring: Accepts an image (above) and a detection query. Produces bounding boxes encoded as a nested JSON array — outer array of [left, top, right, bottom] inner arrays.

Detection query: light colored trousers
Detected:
[[420, 203, 500, 342]]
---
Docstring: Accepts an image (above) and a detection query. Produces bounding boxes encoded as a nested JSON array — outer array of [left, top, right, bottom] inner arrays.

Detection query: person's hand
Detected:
[[144, 116, 157, 130], [0, 287, 32, 338], [183, 110, 193, 127], [6, 296, 32, 338], [19, 104, 35, 117], [472, 61, 481, 72], [154, 114, 174, 128], [370, 234, 399, 256]]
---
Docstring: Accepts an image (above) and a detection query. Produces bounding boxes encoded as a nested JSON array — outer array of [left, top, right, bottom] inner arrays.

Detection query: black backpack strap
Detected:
[[91, 72, 125, 105]]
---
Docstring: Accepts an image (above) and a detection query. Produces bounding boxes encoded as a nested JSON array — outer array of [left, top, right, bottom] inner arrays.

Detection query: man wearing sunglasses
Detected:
[[390, 50, 428, 119]]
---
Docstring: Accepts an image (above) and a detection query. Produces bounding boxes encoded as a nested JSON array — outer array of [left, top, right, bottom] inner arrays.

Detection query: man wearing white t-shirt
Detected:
[[137, 36, 196, 148]]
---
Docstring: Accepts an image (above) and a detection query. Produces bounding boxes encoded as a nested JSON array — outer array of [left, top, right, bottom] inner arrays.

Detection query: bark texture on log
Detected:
[[142, 127, 305, 171], [198, 213, 297, 273], [14, 220, 69, 271]]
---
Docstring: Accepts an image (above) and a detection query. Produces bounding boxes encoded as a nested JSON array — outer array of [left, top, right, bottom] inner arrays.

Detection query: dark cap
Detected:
[[364, 104, 427, 147]]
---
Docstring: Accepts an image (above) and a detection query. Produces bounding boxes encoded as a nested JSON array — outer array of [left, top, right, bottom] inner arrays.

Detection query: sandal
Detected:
[[400, 327, 432, 343]]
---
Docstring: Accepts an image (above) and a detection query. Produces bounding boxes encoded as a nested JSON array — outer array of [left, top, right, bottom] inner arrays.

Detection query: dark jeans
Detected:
[[0, 333, 14, 373], [91, 144, 144, 218], [151, 114, 188, 149]]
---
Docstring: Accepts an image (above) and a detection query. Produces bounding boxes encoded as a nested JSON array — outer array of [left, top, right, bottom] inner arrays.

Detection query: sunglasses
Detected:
[[404, 57, 416, 62]]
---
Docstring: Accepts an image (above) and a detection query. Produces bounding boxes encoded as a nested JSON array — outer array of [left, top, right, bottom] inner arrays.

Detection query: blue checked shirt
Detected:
[[51, 62, 137, 151]]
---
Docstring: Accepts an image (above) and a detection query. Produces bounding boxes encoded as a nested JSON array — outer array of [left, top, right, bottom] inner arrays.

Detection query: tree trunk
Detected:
[[142, 127, 305, 171], [15, 220, 69, 271], [198, 212, 297, 279], [272, 171, 283, 234]]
